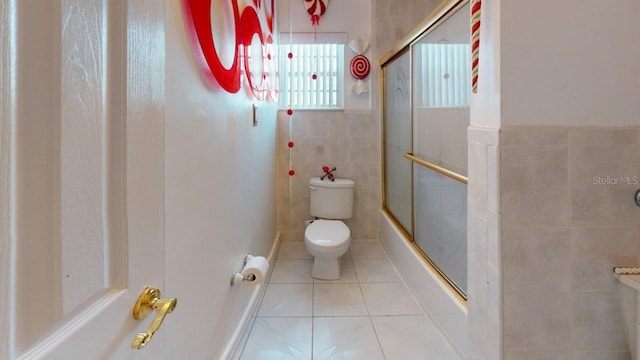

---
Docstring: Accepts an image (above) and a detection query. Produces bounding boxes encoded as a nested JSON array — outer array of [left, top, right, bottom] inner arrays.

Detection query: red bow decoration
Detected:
[[311, 14, 320, 26]]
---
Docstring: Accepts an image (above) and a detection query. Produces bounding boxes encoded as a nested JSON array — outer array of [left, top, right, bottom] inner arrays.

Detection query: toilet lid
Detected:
[[305, 220, 350, 247]]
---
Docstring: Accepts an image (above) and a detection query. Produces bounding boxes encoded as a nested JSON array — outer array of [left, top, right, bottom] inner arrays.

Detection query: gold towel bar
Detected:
[[403, 153, 468, 184]]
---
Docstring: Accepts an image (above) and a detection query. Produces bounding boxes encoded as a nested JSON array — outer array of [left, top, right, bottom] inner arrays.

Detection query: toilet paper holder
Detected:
[[230, 254, 261, 286], [230, 272, 256, 286]]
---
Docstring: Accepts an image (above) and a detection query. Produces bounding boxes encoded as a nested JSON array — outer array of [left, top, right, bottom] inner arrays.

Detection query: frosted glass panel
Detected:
[[414, 165, 467, 294], [411, 2, 469, 295], [383, 52, 412, 234], [414, 107, 469, 176], [416, 44, 470, 108], [412, 2, 470, 177], [382, 1, 469, 297]]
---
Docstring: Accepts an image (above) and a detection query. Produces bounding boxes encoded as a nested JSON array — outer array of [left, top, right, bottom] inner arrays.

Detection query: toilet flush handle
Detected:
[[309, 185, 317, 191]]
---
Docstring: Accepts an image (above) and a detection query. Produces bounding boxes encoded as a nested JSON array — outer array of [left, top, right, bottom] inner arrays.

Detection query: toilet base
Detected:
[[311, 256, 343, 280]]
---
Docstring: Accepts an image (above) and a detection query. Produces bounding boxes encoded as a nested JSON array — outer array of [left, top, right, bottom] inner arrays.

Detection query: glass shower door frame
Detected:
[[380, 0, 469, 301]]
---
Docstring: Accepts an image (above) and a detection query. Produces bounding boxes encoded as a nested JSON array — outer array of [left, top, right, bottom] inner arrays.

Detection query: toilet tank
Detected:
[[309, 177, 355, 219]]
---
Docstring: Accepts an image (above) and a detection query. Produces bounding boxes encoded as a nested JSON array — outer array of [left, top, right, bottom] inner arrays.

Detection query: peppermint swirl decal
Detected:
[[350, 55, 370, 80]]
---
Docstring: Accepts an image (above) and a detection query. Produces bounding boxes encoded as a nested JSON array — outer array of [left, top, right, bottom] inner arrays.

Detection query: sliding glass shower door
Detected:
[[382, 0, 470, 298], [383, 50, 412, 235]]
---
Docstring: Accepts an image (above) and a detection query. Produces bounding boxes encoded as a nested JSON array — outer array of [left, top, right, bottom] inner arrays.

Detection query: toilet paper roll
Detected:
[[241, 256, 269, 286]]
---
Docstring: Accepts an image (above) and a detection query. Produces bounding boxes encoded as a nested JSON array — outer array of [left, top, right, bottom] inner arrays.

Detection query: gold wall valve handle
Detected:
[[131, 286, 177, 350]]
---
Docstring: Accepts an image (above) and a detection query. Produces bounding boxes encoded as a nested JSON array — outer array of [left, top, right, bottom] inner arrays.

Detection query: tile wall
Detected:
[[276, 0, 442, 242], [277, 110, 381, 241], [274, 0, 472, 240], [469, 126, 640, 359], [468, 127, 501, 360], [373, 0, 443, 60]]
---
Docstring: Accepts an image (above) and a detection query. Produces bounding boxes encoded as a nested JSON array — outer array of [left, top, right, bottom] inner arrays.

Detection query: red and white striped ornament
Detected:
[[304, 0, 329, 26], [471, 0, 481, 93], [350, 55, 370, 80], [348, 38, 370, 95]]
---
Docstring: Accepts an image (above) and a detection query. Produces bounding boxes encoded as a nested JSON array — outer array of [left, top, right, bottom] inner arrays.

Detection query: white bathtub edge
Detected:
[[378, 209, 469, 358]]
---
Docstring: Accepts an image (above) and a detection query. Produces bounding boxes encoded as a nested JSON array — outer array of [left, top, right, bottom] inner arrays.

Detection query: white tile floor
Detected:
[[235, 240, 461, 360]]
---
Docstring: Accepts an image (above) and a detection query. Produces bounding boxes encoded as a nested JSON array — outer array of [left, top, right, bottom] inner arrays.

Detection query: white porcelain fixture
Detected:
[[304, 177, 355, 280]]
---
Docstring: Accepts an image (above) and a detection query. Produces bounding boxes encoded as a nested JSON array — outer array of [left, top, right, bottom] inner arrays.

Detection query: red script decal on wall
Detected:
[[182, 0, 278, 102]]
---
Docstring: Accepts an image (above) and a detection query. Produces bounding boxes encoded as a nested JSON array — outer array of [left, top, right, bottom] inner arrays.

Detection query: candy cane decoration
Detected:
[[471, 0, 481, 93]]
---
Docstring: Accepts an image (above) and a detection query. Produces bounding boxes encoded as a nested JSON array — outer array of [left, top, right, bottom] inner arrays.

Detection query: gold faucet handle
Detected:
[[131, 287, 177, 349]]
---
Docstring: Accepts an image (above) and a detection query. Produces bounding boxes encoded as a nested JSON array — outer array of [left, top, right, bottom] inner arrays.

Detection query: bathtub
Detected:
[[378, 209, 469, 357]]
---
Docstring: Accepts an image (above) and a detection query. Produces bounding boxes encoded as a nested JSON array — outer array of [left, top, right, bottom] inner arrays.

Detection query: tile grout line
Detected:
[[242, 240, 459, 359], [311, 270, 315, 360], [355, 249, 390, 360]]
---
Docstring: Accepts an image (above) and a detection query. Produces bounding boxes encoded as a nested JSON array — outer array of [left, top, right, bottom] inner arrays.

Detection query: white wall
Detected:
[[501, 0, 640, 126], [0, 1, 12, 358], [164, 1, 278, 358], [471, 0, 640, 127]]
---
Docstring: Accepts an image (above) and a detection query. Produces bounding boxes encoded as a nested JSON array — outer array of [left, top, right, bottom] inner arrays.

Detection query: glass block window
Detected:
[[279, 33, 345, 110]]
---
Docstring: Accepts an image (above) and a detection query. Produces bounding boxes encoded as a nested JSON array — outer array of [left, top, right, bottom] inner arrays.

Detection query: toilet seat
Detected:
[[304, 220, 350, 249]]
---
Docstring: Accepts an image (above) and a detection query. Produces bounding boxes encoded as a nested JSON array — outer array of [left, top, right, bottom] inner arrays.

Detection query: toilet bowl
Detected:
[[304, 176, 355, 280], [304, 219, 351, 280]]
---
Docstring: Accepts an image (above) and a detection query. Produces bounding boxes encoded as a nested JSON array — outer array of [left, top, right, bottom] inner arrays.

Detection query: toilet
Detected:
[[304, 177, 355, 280]]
